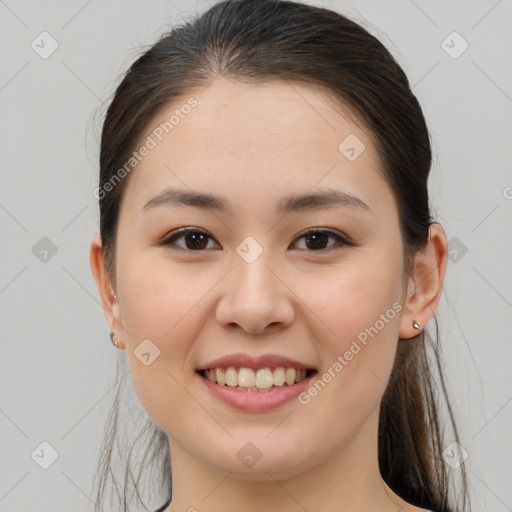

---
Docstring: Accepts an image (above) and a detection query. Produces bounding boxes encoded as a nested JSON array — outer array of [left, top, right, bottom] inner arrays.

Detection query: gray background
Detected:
[[1, 0, 511, 510]]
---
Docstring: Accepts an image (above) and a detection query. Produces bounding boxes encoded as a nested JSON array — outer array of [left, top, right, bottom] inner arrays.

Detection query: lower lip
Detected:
[[198, 371, 317, 412]]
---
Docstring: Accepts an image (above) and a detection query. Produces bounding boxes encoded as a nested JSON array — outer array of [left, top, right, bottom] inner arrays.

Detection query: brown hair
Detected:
[[93, 0, 469, 510]]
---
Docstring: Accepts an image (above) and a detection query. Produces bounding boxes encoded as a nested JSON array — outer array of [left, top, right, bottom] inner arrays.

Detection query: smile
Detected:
[[200, 366, 315, 391], [197, 366, 318, 411]]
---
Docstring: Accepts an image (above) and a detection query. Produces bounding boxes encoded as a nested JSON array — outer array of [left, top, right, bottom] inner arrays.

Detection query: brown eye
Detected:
[[161, 228, 219, 251], [160, 227, 352, 253], [292, 229, 351, 251]]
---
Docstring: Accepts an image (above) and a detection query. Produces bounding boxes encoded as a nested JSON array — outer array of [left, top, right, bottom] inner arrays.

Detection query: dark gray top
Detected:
[[154, 494, 172, 512]]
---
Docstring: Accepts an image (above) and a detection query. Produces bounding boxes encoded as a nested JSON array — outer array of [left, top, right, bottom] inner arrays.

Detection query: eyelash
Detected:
[[159, 227, 353, 253]]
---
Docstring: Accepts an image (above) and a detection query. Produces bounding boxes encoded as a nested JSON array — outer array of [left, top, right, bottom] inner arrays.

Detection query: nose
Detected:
[[214, 250, 295, 334]]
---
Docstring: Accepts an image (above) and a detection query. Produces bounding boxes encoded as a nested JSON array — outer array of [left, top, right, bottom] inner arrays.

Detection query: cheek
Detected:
[[304, 252, 403, 347], [118, 251, 204, 342], [299, 250, 403, 407], [116, 255, 206, 426]]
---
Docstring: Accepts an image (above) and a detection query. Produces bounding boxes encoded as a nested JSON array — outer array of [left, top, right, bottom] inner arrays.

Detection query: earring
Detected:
[[110, 331, 120, 348], [412, 320, 421, 330]]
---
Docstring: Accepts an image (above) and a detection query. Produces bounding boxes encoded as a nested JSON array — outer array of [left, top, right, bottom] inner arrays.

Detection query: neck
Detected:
[[167, 409, 407, 512]]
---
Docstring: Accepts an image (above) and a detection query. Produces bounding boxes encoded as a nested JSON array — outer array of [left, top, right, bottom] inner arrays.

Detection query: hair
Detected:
[[93, 0, 470, 510]]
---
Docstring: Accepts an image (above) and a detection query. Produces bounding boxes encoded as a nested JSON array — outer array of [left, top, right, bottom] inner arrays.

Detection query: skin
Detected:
[[90, 77, 447, 512]]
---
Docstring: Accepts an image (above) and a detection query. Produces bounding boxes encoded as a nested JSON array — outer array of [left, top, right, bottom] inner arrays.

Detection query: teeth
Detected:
[[238, 367, 256, 387], [273, 367, 286, 386], [225, 367, 238, 387], [215, 368, 225, 386], [255, 368, 273, 388], [296, 368, 307, 382], [285, 368, 296, 385], [201, 366, 312, 390]]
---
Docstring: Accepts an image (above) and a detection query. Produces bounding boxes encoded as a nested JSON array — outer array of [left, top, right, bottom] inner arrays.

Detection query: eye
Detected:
[[159, 227, 351, 252], [292, 228, 351, 251], [160, 228, 219, 251]]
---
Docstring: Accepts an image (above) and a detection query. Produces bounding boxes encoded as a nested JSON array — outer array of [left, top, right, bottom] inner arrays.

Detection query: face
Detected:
[[105, 78, 409, 480]]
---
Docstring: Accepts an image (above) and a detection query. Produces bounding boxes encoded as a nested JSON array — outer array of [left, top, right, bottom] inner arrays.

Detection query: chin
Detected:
[[196, 438, 318, 481]]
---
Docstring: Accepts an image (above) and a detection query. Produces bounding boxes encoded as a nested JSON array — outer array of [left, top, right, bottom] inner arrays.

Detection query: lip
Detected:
[[199, 352, 315, 371], [197, 370, 317, 412]]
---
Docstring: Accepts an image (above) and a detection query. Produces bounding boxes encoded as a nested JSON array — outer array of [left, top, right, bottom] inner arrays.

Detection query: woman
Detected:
[[90, 0, 470, 510]]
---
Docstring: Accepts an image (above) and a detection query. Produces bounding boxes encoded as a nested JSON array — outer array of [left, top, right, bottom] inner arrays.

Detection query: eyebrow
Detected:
[[141, 188, 371, 215]]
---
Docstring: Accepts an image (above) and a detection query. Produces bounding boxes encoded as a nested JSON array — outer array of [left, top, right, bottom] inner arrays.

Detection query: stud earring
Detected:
[[412, 320, 421, 330], [110, 331, 120, 348]]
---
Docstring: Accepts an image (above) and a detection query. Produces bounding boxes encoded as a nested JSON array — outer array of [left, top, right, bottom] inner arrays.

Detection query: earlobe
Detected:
[[398, 223, 448, 339]]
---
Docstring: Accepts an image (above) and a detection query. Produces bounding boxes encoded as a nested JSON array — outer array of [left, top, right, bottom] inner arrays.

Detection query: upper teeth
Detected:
[[203, 367, 309, 390]]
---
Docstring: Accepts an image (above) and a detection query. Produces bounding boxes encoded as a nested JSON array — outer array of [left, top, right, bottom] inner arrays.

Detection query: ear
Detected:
[[399, 223, 448, 339], [89, 233, 125, 349]]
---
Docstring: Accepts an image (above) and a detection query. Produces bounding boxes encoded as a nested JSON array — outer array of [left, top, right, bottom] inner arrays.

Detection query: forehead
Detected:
[[121, 78, 391, 216]]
